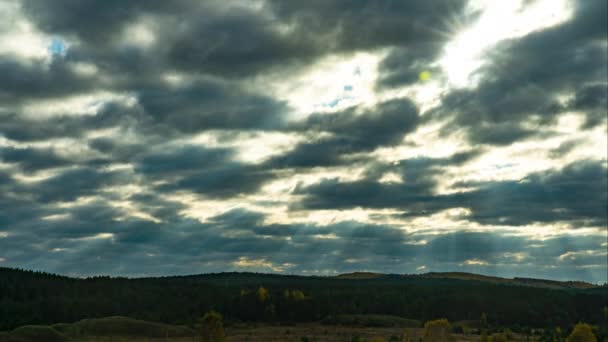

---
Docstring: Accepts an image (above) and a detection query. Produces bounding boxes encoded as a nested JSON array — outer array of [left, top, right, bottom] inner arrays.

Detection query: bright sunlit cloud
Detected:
[[440, 0, 572, 87]]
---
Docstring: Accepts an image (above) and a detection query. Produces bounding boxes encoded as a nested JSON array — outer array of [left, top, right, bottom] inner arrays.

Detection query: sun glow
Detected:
[[440, 0, 572, 87], [269, 51, 385, 118]]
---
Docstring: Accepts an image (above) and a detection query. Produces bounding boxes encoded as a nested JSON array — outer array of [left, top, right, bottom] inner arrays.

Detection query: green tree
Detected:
[[567, 323, 596, 342], [200, 311, 225, 342]]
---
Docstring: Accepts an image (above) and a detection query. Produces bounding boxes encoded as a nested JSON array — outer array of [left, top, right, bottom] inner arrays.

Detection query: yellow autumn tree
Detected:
[[291, 289, 305, 301], [200, 311, 225, 342], [257, 286, 268, 302], [423, 319, 452, 342], [566, 323, 596, 342]]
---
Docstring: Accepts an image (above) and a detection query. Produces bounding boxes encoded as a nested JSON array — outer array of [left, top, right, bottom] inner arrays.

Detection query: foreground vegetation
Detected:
[[0, 268, 607, 340], [0, 315, 605, 342]]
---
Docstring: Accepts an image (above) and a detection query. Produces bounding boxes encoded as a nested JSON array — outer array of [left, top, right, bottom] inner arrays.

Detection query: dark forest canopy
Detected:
[[1, 267, 606, 332]]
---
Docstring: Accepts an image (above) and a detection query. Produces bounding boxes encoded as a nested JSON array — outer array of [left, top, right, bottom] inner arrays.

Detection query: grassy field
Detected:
[[0, 316, 522, 342], [60, 326, 470, 342]]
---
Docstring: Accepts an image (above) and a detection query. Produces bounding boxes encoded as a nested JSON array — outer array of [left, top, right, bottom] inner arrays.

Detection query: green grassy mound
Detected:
[[68, 316, 195, 338], [1, 325, 69, 342], [323, 314, 421, 328]]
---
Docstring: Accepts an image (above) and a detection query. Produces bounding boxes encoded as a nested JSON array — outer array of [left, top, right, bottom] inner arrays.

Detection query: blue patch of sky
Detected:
[[48, 37, 68, 57]]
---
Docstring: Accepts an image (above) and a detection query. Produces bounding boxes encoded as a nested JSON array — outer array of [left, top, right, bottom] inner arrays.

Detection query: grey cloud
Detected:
[[269, 0, 470, 50], [137, 80, 288, 133], [21, 0, 470, 79], [0, 57, 96, 103], [1, 206, 605, 281], [0, 146, 71, 172], [33, 167, 132, 203], [268, 98, 419, 168], [548, 139, 585, 159], [461, 160, 607, 226], [293, 151, 479, 211], [0, 101, 140, 142], [297, 159, 608, 227], [20, 0, 190, 44], [136, 145, 274, 198]]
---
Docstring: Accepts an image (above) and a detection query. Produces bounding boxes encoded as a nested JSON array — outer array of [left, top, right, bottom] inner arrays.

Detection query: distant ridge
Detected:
[[334, 271, 599, 290], [0, 266, 599, 290], [334, 271, 385, 279]]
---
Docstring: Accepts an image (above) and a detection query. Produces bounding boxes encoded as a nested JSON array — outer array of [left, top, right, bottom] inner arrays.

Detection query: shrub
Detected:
[[567, 323, 596, 342], [424, 319, 452, 342], [201, 311, 225, 342]]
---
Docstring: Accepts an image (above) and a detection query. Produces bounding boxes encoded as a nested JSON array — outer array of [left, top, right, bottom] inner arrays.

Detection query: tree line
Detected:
[[0, 267, 606, 333]]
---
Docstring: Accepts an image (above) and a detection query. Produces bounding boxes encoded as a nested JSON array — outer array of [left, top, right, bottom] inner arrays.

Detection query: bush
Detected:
[[201, 311, 225, 342], [424, 319, 452, 342], [567, 323, 596, 342]]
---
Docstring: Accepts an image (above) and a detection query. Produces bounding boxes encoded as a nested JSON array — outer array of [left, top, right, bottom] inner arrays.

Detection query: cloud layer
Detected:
[[0, 0, 606, 282]]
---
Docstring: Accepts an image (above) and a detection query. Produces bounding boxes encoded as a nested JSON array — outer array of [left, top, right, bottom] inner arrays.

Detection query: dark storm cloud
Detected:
[[137, 80, 288, 132], [1, 79, 287, 144], [166, 10, 321, 78], [21, 0, 470, 79], [269, 0, 470, 49], [267, 98, 419, 167], [0, 57, 96, 103], [0, 101, 141, 142], [0, 146, 71, 171], [135, 145, 273, 198], [460, 160, 608, 226], [1, 205, 605, 281], [20, 0, 190, 43], [298, 159, 608, 227], [293, 151, 479, 211], [433, 0, 607, 145], [33, 167, 131, 203]]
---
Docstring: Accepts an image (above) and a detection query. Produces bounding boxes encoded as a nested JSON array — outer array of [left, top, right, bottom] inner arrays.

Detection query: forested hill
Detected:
[[1, 267, 606, 331], [334, 271, 600, 289]]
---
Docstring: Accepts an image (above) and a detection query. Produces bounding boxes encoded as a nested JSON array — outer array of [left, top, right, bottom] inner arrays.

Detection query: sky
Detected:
[[0, 0, 606, 282]]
